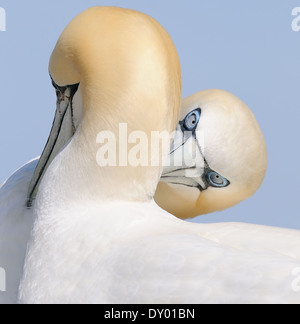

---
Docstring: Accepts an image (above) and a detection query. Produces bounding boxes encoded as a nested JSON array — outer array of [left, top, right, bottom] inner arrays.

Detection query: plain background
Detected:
[[0, 0, 299, 230]]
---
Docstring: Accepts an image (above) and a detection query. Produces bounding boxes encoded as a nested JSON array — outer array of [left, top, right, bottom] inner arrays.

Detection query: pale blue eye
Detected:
[[183, 109, 201, 131], [207, 171, 229, 188]]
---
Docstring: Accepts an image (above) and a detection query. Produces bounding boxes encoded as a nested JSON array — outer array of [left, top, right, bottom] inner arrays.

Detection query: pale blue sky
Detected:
[[0, 1, 300, 229]]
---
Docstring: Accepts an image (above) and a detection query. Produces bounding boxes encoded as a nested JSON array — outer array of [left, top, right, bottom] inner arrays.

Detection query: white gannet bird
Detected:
[[0, 90, 274, 305], [0, 7, 299, 304], [155, 89, 268, 219]]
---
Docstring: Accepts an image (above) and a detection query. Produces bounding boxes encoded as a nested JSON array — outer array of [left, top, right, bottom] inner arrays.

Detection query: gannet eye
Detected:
[[207, 171, 229, 188], [183, 108, 201, 131]]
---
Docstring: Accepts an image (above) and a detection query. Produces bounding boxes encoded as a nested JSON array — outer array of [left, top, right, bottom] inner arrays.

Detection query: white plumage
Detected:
[[1, 161, 300, 303], [17, 194, 300, 304], [0, 160, 37, 303]]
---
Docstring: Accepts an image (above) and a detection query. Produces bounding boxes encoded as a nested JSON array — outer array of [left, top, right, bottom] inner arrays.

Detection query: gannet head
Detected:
[[155, 89, 267, 218], [27, 7, 181, 206]]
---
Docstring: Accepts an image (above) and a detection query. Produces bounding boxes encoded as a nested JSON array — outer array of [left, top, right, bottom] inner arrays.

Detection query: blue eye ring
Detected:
[[183, 108, 201, 131], [206, 171, 230, 188]]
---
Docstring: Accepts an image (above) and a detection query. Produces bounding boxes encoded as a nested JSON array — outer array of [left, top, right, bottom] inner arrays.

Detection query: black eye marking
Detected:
[[50, 75, 80, 130], [180, 108, 201, 132], [206, 171, 230, 188], [50, 76, 79, 100]]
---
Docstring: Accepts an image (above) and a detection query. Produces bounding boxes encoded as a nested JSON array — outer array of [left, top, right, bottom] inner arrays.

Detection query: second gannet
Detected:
[[155, 89, 268, 218]]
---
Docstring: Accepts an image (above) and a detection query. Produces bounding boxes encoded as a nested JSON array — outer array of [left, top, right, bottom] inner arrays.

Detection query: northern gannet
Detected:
[[0, 88, 271, 304], [155, 89, 268, 218], [0, 7, 299, 304]]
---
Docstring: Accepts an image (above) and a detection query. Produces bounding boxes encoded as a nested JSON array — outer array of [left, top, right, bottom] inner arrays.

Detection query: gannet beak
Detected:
[[161, 107, 230, 192], [26, 80, 79, 207], [156, 89, 267, 219], [161, 123, 208, 191]]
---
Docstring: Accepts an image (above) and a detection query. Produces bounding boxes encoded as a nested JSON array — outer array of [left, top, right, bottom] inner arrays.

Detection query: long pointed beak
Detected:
[[161, 126, 207, 191], [27, 85, 78, 207]]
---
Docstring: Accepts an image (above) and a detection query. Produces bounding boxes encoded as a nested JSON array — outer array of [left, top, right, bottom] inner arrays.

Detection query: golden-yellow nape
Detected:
[[49, 6, 181, 137], [49, 6, 181, 117], [155, 89, 267, 219]]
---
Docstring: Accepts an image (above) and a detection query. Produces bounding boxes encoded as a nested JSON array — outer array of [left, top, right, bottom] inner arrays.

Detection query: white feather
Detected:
[[0, 159, 38, 303], [1, 159, 300, 304]]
